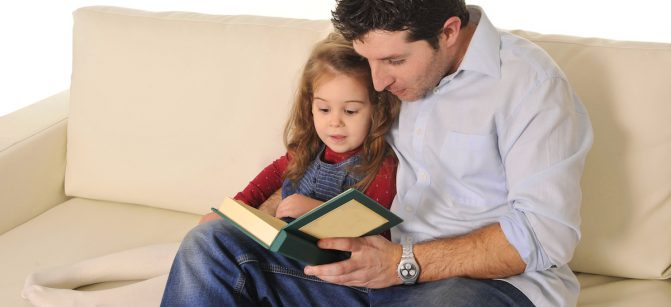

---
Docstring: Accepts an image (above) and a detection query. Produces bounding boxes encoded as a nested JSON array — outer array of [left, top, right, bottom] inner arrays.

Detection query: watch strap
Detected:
[[398, 240, 419, 285]]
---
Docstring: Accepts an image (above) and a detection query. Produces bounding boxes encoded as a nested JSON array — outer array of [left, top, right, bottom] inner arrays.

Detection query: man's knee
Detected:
[[180, 220, 228, 251], [180, 219, 255, 258]]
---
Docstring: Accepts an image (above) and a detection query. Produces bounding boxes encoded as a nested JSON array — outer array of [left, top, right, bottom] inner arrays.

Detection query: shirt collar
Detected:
[[323, 146, 361, 164], [457, 6, 501, 79]]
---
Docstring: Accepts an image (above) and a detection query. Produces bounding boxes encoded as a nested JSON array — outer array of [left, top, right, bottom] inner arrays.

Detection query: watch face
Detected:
[[399, 262, 418, 279]]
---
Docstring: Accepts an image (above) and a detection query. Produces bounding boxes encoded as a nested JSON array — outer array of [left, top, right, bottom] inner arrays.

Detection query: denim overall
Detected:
[[281, 146, 362, 201]]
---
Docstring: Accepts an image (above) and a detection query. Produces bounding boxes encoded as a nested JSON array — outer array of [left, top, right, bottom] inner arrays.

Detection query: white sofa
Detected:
[[1, 6, 670, 306]]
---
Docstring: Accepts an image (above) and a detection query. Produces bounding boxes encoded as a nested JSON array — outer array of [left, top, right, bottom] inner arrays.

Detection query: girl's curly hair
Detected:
[[283, 32, 400, 190]]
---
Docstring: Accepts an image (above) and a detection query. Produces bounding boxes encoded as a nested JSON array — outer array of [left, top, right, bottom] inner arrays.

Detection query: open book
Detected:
[[212, 188, 402, 265]]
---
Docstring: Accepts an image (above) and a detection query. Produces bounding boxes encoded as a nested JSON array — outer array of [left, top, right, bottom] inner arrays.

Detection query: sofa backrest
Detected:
[[66, 6, 333, 214], [66, 7, 671, 280], [512, 30, 671, 280]]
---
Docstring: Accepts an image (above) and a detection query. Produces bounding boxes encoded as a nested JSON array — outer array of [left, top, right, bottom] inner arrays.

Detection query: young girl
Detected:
[[22, 32, 400, 307]]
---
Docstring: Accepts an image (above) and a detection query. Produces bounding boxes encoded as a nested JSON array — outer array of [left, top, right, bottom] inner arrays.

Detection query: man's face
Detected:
[[353, 30, 450, 101]]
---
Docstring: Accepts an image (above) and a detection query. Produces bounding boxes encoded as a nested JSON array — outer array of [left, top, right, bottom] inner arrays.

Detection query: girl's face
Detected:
[[312, 73, 372, 153]]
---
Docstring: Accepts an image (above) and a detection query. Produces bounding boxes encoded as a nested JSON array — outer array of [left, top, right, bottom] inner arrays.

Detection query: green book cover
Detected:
[[211, 188, 402, 265]]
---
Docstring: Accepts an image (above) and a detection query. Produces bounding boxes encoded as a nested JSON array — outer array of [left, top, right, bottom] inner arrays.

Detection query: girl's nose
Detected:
[[328, 112, 344, 127]]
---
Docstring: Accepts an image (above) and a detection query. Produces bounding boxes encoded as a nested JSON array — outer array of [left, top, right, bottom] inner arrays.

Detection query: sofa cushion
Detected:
[[577, 273, 671, 306], [0, 197, 198, 306], [66, 6, 333, 215], [515, 31, 671, 279]]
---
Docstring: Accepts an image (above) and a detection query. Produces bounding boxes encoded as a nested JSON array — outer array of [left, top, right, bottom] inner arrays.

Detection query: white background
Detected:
[[1, 0, 669, 116]]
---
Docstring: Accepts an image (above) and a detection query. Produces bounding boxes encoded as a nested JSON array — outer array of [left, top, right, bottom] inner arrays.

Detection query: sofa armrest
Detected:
[[0, 91, 70, 234]]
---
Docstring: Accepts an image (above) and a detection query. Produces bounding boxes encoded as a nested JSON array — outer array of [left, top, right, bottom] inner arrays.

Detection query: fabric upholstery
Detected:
[[0, 91, 69, 234], [576, 273, 671, 306], [66, 6, 334, 215], [0, 198, 198, 306]]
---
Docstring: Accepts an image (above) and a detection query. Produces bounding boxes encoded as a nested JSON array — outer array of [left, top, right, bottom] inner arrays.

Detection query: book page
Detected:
[[297, 199, 388, 239], [218, 198, 287, 246]]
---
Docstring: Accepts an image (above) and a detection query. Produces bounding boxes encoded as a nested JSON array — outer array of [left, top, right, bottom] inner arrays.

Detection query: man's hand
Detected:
[[275, 194, 323, 219], [303, 235, 403, 288]]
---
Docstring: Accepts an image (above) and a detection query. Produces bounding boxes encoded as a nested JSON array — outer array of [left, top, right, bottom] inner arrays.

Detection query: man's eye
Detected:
[[388, 59, 405, 66]]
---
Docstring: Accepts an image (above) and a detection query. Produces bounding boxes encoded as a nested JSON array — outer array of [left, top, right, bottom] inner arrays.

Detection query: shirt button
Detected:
[[433, 88, 439, 94]]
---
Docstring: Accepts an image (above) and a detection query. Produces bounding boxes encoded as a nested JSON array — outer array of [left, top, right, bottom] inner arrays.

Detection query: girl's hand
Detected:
[[198, 211, 221, 224], [275, 194, 323, 219]]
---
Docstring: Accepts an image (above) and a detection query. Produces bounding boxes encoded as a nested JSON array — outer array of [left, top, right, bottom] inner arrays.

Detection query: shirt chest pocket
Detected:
[[438, 131, 505, 204]]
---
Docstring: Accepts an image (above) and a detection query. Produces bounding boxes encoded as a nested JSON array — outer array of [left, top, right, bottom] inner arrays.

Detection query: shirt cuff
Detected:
[[499, 209, 554, 272]]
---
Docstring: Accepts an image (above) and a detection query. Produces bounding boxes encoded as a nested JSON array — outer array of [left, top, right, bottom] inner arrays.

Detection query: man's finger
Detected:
[[317, 237, 359, 251], [304, 257, 357, 276]]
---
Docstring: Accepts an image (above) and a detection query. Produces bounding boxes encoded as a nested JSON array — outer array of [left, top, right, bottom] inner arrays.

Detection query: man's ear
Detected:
[[440, 16, 462, 47]]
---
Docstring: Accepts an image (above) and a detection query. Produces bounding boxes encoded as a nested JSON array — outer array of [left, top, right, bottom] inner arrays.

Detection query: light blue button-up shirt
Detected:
[[388, 7, 593, 307]]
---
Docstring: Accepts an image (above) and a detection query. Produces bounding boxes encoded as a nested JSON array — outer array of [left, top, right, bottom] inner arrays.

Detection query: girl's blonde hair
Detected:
[[283, 32, 401, 190]]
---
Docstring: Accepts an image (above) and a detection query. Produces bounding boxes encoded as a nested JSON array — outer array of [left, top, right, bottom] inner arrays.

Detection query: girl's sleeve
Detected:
[[363, 155, 398, 209], [363, 155, 398, 240], [233, 153, 289, 208]]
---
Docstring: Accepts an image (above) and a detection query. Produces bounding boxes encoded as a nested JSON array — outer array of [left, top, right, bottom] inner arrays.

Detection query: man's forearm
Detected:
[[414, 223, 526, 282]]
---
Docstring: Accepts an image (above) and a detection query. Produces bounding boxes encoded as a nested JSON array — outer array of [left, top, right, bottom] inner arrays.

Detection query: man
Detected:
[[162, 1, 592, 306]]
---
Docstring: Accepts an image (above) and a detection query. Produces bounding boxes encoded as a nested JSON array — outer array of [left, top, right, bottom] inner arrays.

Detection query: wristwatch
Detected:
[[397, 240, 420, 285]]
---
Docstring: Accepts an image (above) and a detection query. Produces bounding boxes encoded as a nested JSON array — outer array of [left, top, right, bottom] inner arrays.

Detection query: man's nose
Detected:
[[370, 63, 393, 92]]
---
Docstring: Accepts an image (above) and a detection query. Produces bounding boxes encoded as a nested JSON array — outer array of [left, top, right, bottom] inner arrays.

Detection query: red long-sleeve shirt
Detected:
[[233, 147, 397, 211]]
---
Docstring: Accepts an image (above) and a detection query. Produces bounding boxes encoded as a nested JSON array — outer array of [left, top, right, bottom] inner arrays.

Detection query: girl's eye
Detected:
[[319, 108, 329, 113], [345, 109, 359, 115]]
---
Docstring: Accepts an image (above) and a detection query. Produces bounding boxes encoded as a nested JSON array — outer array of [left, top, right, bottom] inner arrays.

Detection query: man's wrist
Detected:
[[391, 243, 404, 285]]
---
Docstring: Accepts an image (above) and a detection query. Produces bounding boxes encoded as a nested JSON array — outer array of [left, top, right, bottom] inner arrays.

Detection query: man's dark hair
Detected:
[[332, 0, 470, 49]]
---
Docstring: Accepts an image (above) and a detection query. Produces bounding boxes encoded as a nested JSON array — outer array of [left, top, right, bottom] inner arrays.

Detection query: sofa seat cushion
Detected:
[[2, 198, 670, 306], [577, 273, 671, 306], [0, 197, 199, 306]]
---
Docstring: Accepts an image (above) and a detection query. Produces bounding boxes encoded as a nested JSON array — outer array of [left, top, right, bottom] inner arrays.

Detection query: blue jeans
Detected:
[[161, 220, 534, 307]]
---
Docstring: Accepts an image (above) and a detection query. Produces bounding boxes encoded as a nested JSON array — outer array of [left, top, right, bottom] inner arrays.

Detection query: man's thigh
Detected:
[[176, 219, 369, 306], [369, 277, 534, 307]]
